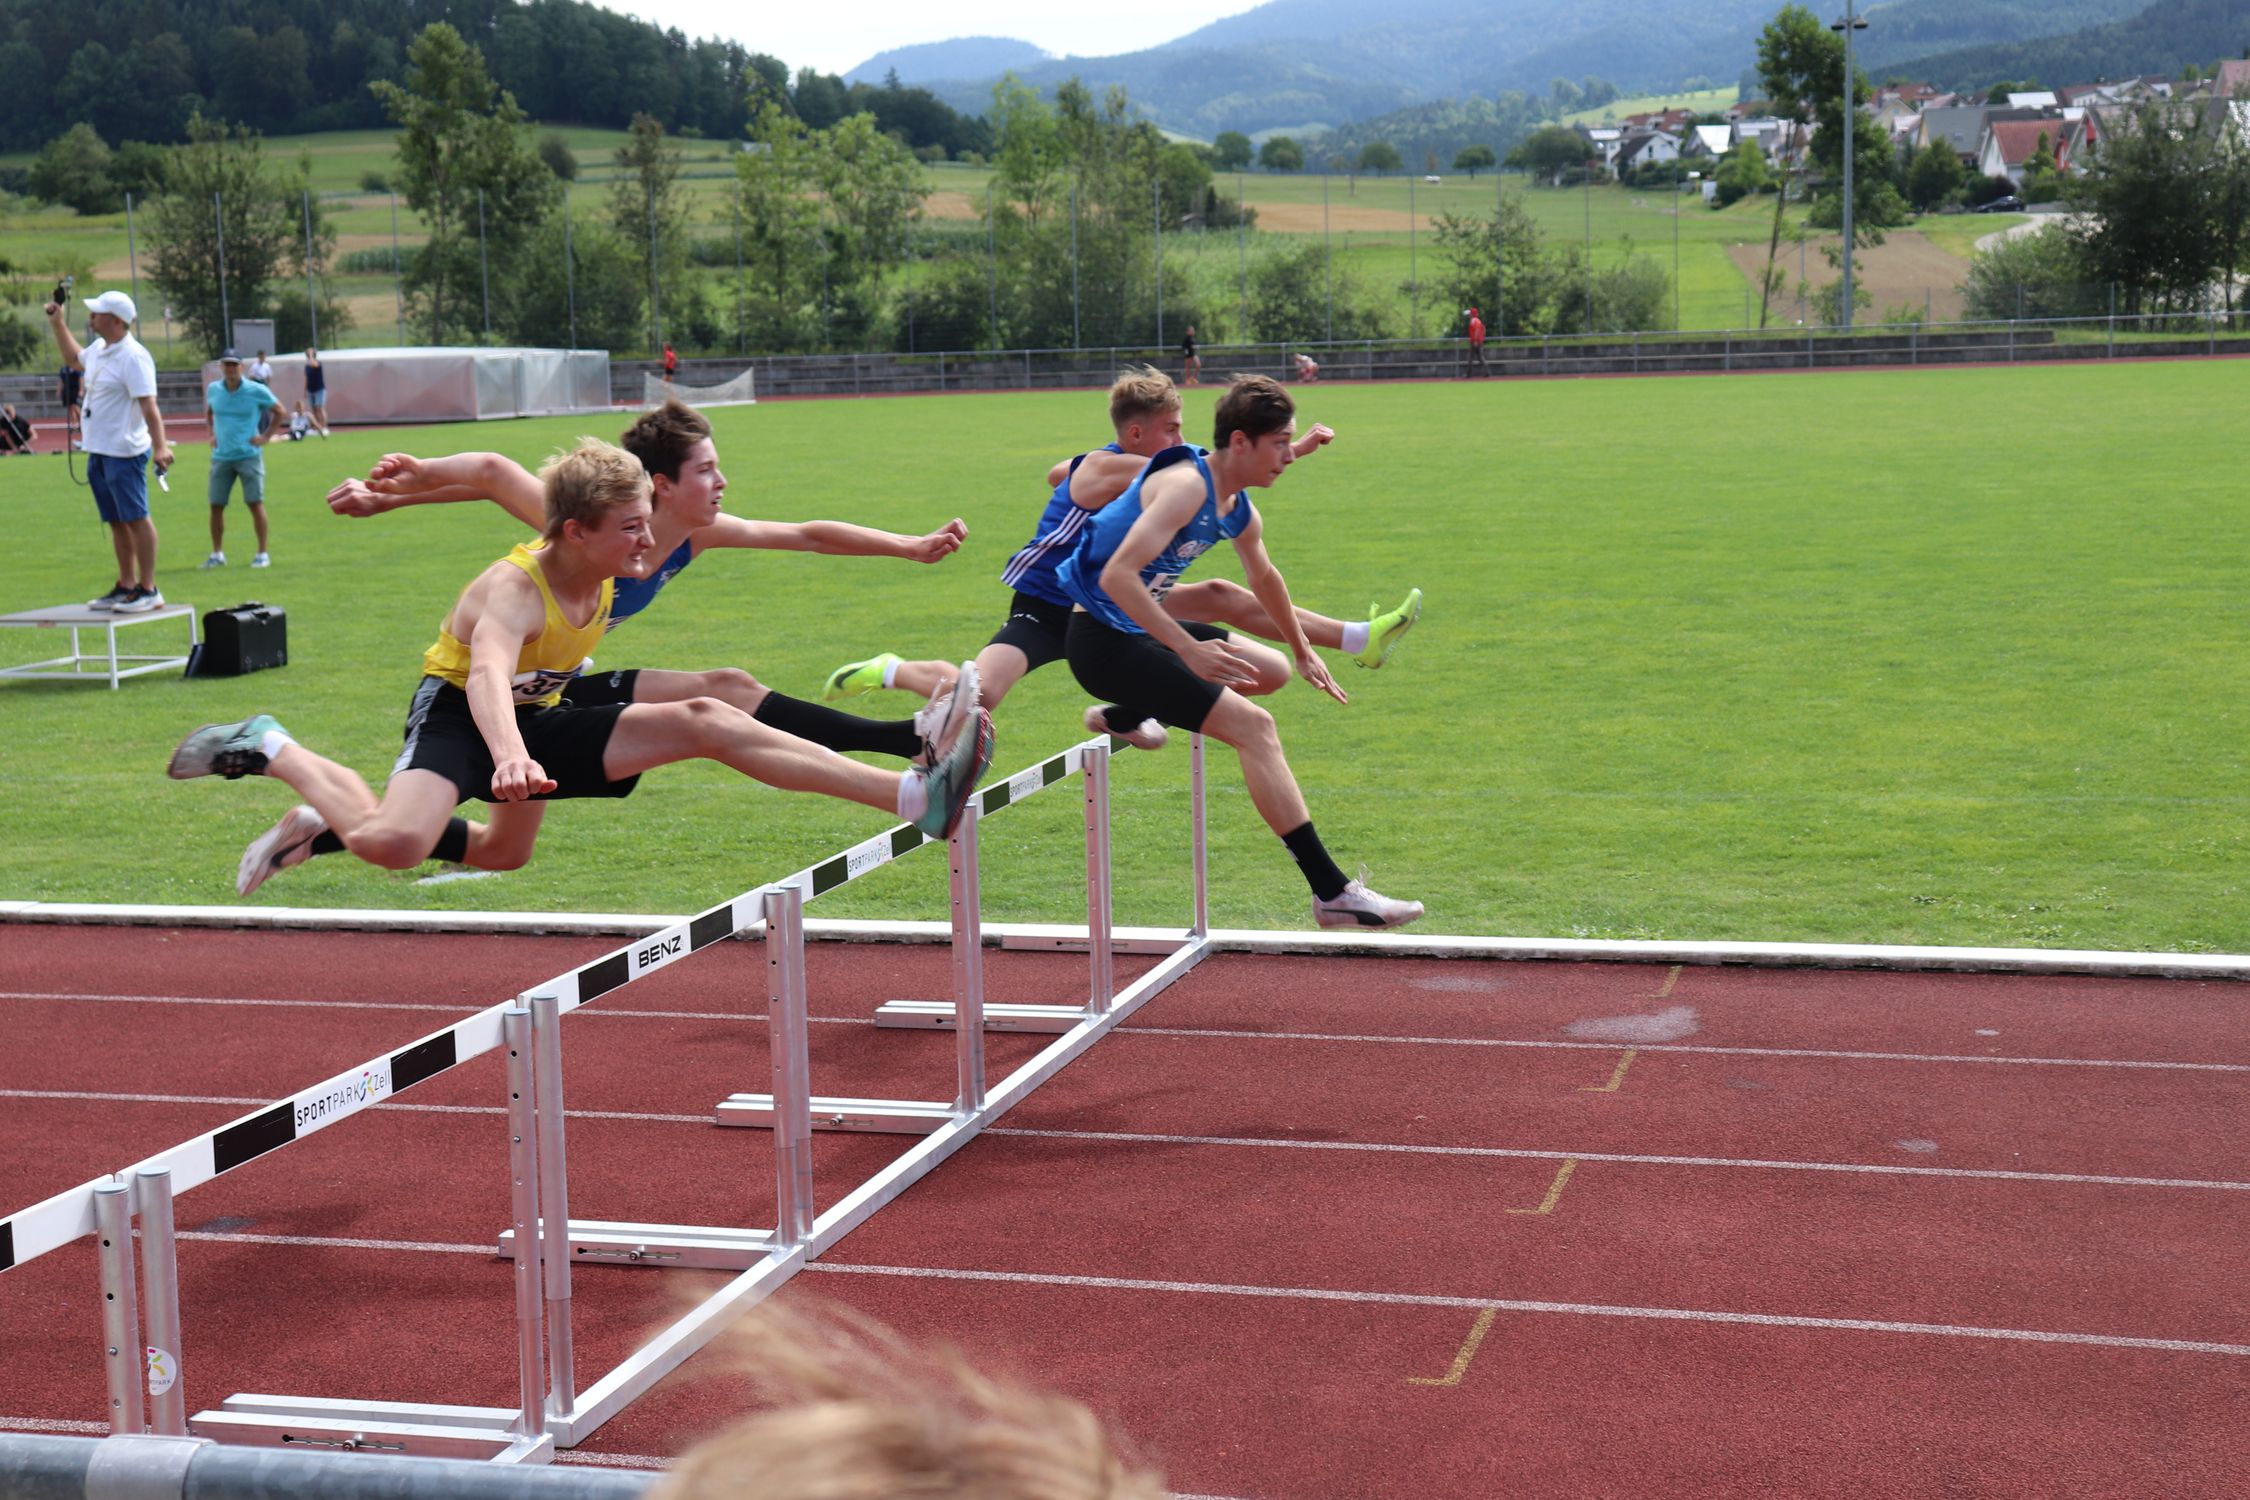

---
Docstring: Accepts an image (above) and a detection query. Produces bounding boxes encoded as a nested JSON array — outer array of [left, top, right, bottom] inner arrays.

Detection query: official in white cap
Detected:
[[45, 288, 172, 612]]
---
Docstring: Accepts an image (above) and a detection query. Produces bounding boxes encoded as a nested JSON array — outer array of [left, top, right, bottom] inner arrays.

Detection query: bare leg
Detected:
[[1194, 691, 1310, 836], [263, 751, 461, 870], [626, 666, 773, 716], [247, 503, 269, 552], [207, 507, 226, 552], [126, 517, 158, 589], [601, 699, 903, 814], [464, 801, 546, 870], [107, 523, 135, 586], [1166, 577, 1348, 651], [882, 658, 957, 698]]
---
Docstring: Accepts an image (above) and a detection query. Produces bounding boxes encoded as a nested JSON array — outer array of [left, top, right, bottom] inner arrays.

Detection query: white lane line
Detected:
[[805, 1263, 2250, 1358], [1119, 1025, 2250, 1073], [0, 1089, 709, 1124], [0, 1417, 108, 1433], [9, 991, 2241, 1070], [553, 1451, 674, 1470], [180, 1230, 493, 1254], [985, 1128, 2250, 1193]]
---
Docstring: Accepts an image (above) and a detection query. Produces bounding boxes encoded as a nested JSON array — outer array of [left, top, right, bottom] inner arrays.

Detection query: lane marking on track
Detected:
[[180, 1230, 492, 1253], [985, 1127, 2250, 1193], [0, 1417, 108, 1433], [1506, 1159, 1579, 1216], [1652, 964, 1682, 999], [804, 1262, 2250, 1357], [1581, 1050, 1639, 1092], [553, 1451, 673, 1470], [1408, 1306, 1500, 1387], [8, 991, 2247, 1070]]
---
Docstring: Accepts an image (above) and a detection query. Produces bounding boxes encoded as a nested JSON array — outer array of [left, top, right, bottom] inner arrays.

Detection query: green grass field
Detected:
[[5, 359, 2246, 949]]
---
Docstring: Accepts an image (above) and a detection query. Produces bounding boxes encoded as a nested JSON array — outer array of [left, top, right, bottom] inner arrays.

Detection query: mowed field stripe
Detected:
[[805, 1263, 2250, 1358], [7, 992, 2244, 1071]]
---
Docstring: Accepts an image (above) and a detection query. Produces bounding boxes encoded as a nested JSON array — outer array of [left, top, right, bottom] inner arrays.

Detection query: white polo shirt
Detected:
[[79, 333, 157, 458]]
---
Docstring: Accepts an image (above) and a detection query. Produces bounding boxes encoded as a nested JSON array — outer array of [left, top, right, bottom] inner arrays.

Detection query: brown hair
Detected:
[[1108, 365, 1181, 432], [539, 439, 649, 539], [1213, 374, 1294, 450], [648, 1303, 1167, 1500], [619, 398, 712, 484]]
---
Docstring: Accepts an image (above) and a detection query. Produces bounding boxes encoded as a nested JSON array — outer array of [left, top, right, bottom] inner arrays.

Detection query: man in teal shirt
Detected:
[[203, 349, 279, 569]]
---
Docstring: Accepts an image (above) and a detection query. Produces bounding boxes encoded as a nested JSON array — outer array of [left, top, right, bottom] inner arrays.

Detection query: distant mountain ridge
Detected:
[[1884, 0, 2250, 89], [844, 37, 1051, 89]]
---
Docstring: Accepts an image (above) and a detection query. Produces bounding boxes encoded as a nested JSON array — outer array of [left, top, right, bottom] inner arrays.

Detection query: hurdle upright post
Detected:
[[949, 807, 988, 1111], [500, 1007, 548, 1441], [766, 886, 815, 1246], [1190, 734, 1210, 939], [93, 1180, 146, 1435], [527, 994, 575, 1421], [131, 1168, 186, 1436], [1084, 740, 1115, 1009]]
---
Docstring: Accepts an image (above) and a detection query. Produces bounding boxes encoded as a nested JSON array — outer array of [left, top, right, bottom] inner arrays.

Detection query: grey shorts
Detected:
[[208, 454, 266, 507]]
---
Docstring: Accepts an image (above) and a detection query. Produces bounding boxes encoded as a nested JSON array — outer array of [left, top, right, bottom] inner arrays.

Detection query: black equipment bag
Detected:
[[186, 602, 288, 677]]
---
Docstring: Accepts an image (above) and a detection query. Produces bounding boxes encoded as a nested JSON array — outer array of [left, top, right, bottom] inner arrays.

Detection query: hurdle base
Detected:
[[996, 922, 1196, 955], [872, 1000, 1088, 1033], [190, 1402, 552, 1463], [496, 1219, 781, 1270], [715, 1092, 953, 1133]]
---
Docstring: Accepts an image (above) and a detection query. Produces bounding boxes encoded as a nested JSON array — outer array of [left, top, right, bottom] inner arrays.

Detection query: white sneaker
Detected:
[[1313, 879, 1425, 931], [911, 660, 981, 765], [250, 552, 270, 568], [1083, 704, 1167, 750], [199, 551, 226, 570], [239, 805, 327, 896]]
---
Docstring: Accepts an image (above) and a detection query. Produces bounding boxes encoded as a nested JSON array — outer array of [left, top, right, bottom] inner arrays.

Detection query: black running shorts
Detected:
[[1064, 612, 1232, 733], [984, 591, 1074, 672], [390, 677, 642, 804], [559, 667, 641, 708]]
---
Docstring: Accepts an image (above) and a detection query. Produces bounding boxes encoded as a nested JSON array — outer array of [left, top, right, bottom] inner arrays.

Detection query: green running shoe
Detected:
[[823, 651, 900, 701], [168, 714, 286, 780], [1353, 587, 1423, 670]]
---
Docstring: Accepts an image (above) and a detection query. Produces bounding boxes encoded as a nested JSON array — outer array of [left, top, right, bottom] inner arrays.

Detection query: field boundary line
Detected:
[[4, 902, 2247, 980]]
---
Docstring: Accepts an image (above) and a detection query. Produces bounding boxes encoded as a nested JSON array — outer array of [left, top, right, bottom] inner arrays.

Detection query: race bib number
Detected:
[[1147, 572, 1181, 604], [512, 657, 590, 702]]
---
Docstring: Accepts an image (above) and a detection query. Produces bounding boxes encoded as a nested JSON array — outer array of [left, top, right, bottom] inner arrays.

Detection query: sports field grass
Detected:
[[5, 358, 2246, 950]]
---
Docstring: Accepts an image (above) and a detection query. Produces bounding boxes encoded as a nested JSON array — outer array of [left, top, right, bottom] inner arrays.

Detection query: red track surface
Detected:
[[2, 925, 2245, 1497]]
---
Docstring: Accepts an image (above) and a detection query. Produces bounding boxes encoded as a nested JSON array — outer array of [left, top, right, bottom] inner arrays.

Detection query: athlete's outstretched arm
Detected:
[[327, 452, 545, 529], [698, 513, 967, 563]]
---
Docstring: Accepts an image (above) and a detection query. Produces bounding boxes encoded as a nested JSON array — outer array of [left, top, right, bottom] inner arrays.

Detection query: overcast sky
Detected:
[[599, 1, 1269, 78]]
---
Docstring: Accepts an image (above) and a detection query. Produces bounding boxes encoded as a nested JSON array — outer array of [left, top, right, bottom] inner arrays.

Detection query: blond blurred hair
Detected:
[[539, 438, 650, 539], [1107, 365, 1181, 432], [648, 1303, 1167, 1500]]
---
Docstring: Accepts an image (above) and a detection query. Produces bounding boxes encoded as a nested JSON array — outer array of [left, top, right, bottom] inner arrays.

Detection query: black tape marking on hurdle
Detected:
[[1, 1220, 13, 1272], [210, 1031, 466, 1175]]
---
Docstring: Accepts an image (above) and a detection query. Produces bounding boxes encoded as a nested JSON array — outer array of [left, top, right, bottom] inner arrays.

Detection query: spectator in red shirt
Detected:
[[1464, 308, 1488, 377], [662, 342, 679, 379]]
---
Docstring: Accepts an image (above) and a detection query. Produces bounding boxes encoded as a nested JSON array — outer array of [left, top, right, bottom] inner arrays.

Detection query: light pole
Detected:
[[1832, 0, 1868, 329], [1676, 171, 1701, 330]]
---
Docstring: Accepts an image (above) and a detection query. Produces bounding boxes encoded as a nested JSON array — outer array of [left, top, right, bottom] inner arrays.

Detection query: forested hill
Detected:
[[0, 0, 788, 151], [1886, 0, 2250, 90]]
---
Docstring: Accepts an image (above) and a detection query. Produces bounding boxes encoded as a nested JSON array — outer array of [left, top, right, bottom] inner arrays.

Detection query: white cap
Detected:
[[83, 290, 137, 323]]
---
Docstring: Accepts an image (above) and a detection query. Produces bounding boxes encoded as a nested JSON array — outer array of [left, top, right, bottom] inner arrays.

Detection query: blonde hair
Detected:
[[539, 439, 649, 539], [649, 1303, 1167, 1500], [1107, 365, 1181, 432]]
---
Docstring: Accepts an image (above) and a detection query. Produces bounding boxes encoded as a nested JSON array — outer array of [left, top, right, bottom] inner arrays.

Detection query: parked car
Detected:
[[1974, 195, 2025, 213]]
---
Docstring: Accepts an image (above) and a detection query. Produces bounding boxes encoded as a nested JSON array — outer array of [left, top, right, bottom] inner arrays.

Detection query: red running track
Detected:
[[2, 924, 2245, 1498]]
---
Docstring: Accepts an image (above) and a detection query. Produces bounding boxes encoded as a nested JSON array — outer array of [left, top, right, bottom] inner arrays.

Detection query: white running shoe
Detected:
[[911, 660, 981, 765], [250, 551, 270, 568], [1083, 704, 1167, 751], [199, 551, 227, 570], [238, 805, 326, 896], [911, 706, 995, 841], [1312, 879, 1425, 930]]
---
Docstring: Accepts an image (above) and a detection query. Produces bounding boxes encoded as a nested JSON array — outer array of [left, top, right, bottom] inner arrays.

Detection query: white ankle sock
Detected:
[[258, 728, 296, 764], [882, 658, 901, 689], [1341, 621, 1372, 655], [896, 773, 929, 821]]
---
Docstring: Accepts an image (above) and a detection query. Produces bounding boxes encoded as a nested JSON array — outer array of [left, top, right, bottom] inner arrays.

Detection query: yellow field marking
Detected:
[[1581, 1049, 1640, 1093], [1652, 963, 1682, 999], [1407, 1306, 1500, 1387], [1505, 1158, 1579, 1216]]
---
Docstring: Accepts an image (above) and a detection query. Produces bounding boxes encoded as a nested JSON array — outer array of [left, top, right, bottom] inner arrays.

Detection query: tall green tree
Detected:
[[1359, 141, 1403, 176], [1454, 145, 1498, 179], [1258, 136, 1303, 172], [609, 112, 692, 347], [373, 23, 559, 343], [731, 101, 824, 352], [1214, 132, 1254, 171], [2065, 101, 2243, 316], [29, 124, 116, 216]]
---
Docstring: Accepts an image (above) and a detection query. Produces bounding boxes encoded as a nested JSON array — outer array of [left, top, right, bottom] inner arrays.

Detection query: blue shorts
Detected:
[[88, 451, 150, 524], [308, 387, 326, 409]]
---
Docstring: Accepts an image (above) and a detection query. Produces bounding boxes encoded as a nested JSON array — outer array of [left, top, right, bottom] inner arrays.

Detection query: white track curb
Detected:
[[3, 901, 2245, 980]]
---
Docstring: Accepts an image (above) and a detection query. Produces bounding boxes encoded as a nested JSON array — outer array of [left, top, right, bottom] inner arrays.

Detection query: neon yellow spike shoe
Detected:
[[1353, 588, 1423, 669], [823, 651, 901, 701]]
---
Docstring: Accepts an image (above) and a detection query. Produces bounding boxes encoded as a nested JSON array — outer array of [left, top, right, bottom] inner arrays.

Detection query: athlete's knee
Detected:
[[696, 668, 765, 712], [351, 824, 440, 870], [673, 695, 750, 750], [1210, 697, 1278, 752], [476, 840, 536, 872]]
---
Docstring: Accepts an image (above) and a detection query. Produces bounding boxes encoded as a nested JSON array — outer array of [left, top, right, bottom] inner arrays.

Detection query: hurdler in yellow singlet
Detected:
[[421, 542, 614, 706]]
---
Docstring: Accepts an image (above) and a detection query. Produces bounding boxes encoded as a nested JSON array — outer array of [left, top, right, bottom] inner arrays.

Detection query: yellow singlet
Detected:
[[420, 543, 613, 708]]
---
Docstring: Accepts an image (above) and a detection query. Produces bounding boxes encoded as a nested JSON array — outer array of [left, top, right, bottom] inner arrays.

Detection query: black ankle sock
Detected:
[[431, 817, 471, 864], [1281, 821, 1351, 901], [309, 830, 345, 858], [755, 691, 921, 760]]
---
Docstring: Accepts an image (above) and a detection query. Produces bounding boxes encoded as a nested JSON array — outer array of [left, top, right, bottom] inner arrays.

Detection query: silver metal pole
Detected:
[[565, 191, 577, 352], [125, 193, 140, 331], [1190, 734, 1209, 938], [1322, 174, 1333, 343], [645, 178, 660, 354], [529, 994, 574, 1420], [1838, 0, 1862, 330], [1408, 173, 1417, 341], [1154, 177, 1164, 350], [390, 194, 404, 343], [501, 1007, 547, 1440], [1084, 742, 1114, 1010], [949, 805, 987, 1111], [478, 188, 491, 338], [766, 886, 815, 1246], [213, 193, 229, 346], [1070, 181, 1081, 350], [302, 189, 319, 349], [1237, 170, 1248, 338], [131, 1169, 186, 1436], [985, 188, 999, 350], [93, 1180, 145, 1434]]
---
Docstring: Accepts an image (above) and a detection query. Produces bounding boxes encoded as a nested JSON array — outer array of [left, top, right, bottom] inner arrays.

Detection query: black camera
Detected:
[[52, 273, 73, 307]]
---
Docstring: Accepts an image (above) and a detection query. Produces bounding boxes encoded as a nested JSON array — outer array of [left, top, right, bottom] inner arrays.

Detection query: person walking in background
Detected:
[[46, 288, 171, 612], [1180, 324, 1200, 386], [662, 342, 679, 381], [0, 402, 31, 455], [1464, 307, 1488, 377], [303, 347, 330, 437], [201, 350, 279, 570]]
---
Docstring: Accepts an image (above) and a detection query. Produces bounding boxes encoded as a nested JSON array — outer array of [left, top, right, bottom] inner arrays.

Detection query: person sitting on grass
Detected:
[[169, 439, 992, 897], [0, 403, 31, 455], [1056, 375, 1421, 930], [820, 366, 1420, 750], [285, 400, 312, 441]]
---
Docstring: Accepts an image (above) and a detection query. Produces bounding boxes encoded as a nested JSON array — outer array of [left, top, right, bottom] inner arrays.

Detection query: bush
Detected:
[[1965, 174, 2018, 207], [1961, 223, 2104, 320], [537, 135, 578, 182], [0, 308, 41, 369], [359, 170, 391, 193], [1244, 239, 1390, 343]]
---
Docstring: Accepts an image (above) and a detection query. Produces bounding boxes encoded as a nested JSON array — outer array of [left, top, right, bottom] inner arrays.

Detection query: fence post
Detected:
[[1408, 172, 1417, 341], [301, 189, 319, 349], [390, 193, 404, 344], [1236, 171, 1247, 341], [2107, 282, 2115, 356], [985, 188, 999, 351], [124, 193, 140, 333], [1154, 177, 1164, 351], [213, 192, 229, 347], [1323, 172, 1334, 343], [478, 189, 492, 339], [1072, 179, 1081, 350], [733, 193, 745, 357], [564, 191, 577, 352]]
